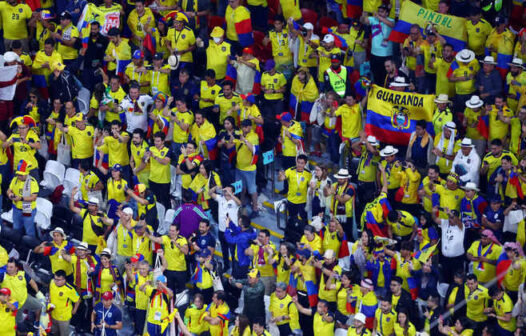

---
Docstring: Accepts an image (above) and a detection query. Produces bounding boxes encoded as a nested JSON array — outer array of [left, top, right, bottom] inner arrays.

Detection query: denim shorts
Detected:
[[235, 169, 257, 194]]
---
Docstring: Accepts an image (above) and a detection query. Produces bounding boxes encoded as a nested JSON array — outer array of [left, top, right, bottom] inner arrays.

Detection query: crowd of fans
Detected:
[[0, 0, 525, 335]]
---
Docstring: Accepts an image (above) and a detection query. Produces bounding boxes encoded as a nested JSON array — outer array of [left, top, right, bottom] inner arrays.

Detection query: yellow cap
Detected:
[[248, 268, 259, 278], [175, 12, 189, 23], [210, 26, 224, 38], [52, 61, 65, 71]]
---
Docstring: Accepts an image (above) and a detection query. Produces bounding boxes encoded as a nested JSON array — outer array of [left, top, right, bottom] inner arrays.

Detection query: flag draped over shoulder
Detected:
[[364, 84, 434, 145], [225, 62, 261, 95], [389, 1, 467, 51], [0, 66, 19, 101], [77, 3, 121, 48]]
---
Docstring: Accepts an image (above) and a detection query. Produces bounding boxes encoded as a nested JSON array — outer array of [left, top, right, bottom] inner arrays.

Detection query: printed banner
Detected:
[[77, 3, 120, 47], [389, 1, 467, 51], [364, 84, 434, 145]]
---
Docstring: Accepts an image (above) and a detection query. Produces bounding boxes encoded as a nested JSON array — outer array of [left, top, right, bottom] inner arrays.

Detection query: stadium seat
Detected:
[[156, 202, 166, 233], [35, 197, 53, 231], [63, 168, 81, 196], [208, 15, 226, 34], [317, 16, 338, 34], [159, 209, 176, 235], [40, 160, 65, 190], [301, 8, 318, 25]]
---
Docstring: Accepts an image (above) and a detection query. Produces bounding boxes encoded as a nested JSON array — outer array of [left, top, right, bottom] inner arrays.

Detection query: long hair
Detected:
[[398, 308, 410, 336], [238, 314, 250, 336]]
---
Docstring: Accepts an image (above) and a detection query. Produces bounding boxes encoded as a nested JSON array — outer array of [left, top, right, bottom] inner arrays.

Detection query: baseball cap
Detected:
[[264, 59, 275, 71], [240, 119, 253, 127], [102, 291, 113, 300], [248, 268, 259, 278], [330, 53, 342, 63], [153, 52, 163, 60], [60, 11, 72, 20], [130, 253, 145, 263], [107, 27, 120, 37], [52, 61, 66, 71], [133, 50, 144, 59], [323, 34, 335, 44], [303, 22, 314, 30], [242, 47, 254, 55], [0, 288, 11, 296], [134, 184, 146, 196], [88, 197, 100, 205], [210, 26, 224, 38], [112, 164, 122, 172], [276, 112, 292, 122], [122, 207, 133, 216]]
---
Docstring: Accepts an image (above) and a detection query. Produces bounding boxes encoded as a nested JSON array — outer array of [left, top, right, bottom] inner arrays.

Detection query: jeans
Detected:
[[171, 142, 183, 163], [13, 207, 36, 238], [218, 231, 234, 270]]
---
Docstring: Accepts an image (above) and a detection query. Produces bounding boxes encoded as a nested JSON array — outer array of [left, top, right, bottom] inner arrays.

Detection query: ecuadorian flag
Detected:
[[389, 1, 467, 51], [365, 84, 434, 145], [346, 0, 362, 19], [225, 62, 261, 95], [289, 92, 314, 121], [234, 6, 254, 47]]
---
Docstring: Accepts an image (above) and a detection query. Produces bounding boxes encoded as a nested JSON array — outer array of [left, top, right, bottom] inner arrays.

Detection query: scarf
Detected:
[[76, 255, 95, 298], [95, 264, 123, 302], [435, 127, 456, 165], [22, 177, 33, 214], [408, 131, 430, 149]]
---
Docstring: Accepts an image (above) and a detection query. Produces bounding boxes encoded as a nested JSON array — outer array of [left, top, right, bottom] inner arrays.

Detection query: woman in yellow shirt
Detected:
[[438, 317, 473, 336], [271, 242, 296, 284], [93, 249, 124, 304], [106, 164, 130, 221], [230, 314, 251, 336], [189, 160, 222, 212], [394, 309, 416, 336]]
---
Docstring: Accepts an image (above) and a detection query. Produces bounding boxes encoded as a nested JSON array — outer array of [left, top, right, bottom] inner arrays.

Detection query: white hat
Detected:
[[101, 248, 112, 257], [3, 51, 19, 63], [50, 227, 66, 238], [168, 55, 180, 70], [466, 95, 483, 109], [390, 76, 409, 87], [434, 94, 450, 104], [76, 242, 89, 250], [366, 135, 380, 146], [481, 56, 496, 65], [323, 249, 335, 259], [303, 22, 314, 30], [463, 182, 479, 191], [460, 138, 474, 147], [334, 168, 350, 179], [354, 313, 366, 324], [88, 197, 99, 205], [122, 207, 133, 215], [323, 34, 335, 43], [380, 145, 399, 157], [455, 49, 475, 63], [444, 121, 456, 130], [508, 57, 524, 68]]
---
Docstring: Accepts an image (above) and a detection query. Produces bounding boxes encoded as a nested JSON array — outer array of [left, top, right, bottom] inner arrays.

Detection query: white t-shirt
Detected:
[[215, 195, 240, 232], [441, 219, 465, 257]]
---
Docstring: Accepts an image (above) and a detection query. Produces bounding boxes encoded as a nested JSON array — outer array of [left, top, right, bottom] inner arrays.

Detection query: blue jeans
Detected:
[[171, 142, 183, 163], [12, 207, 36, 238]]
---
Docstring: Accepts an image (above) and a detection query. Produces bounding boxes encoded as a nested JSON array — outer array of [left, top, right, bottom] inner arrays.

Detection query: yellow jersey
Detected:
[[68, 125, 95, 159], [235, 131, 259, 171], [284, 167, 312, 204], [56, 23, 79, 60], [465, 19, 492, 56], [166, 27, 196, 63], [7, 130, 40, 171], [161, 235, 188, 271], [206, 41, 231, 80], [261, 71, 287, 100], [149, 146, 171, 184], [49, 281, 80, 321], [0, 2, 32, 39], [127, 8, 155, 45]]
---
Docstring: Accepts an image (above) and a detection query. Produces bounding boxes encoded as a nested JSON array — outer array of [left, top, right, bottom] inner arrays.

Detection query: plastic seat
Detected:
[[1, 208, 13, 223], [156, 202, 166, 231], [40, 160, 65, 190], [437, 282, 449, 298], [301, 8, 318, 25], [158, 209, 176, 235], [317, 16, 338, 33], [77, 88, 91, 115], [35, 198, 53, 230], [63, 168, 81, 196], [208, 15, 226, 34]]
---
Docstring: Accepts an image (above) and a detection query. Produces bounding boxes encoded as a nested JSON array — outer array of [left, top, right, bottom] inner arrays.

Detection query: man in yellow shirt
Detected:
[[335, 93, 366, 142], [213, 81, 242, 126], [277, 112, 303, 169], [206, 27, 231, 81], [190, 111, 217, 160], [488, 286, 516, 335], [465, 7, 492, 57], [464, 273, 489, 332], [148, 224, 189, 294], [50, 11, 80, 73], [506, 58, 526, 112], [32, 39, 63, 89], [104, 28, 132, 76], [261, 60, 287, 120], [235, 119, 259, 212], [278, 154, 312, 240], [203, 291, 231, 336], [467, 231, 502, 285], [7, 160, 39, 238], [127, 0, 155, 46], [0, 287, 19, 336], [402, 24, 425, 92], [448, 49, 480, 112], [488, 95, 513, 142], [147, 132, 171, 208], [421, 29, 445, 94], [0, 0, 34, 51], [429, 43, 455, 98], [247, 229, 277, 294], [166, 12, 196, 72], [96, 120, 131, 180], [140, 275, 174, 336], [269, 282, 300, 335], [263, 16, 293, 75], [49, 270, 80, 336], [163, 96, 194, 160], [59, 113, 94, 168], [429, 173, 465, 219]]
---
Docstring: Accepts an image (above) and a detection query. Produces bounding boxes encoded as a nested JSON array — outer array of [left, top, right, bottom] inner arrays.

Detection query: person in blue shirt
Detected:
[[91, 291, 123, 336], [482, 195, 505, 242], [225, 215, 257, 279], [192, 219, 217, 256]]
